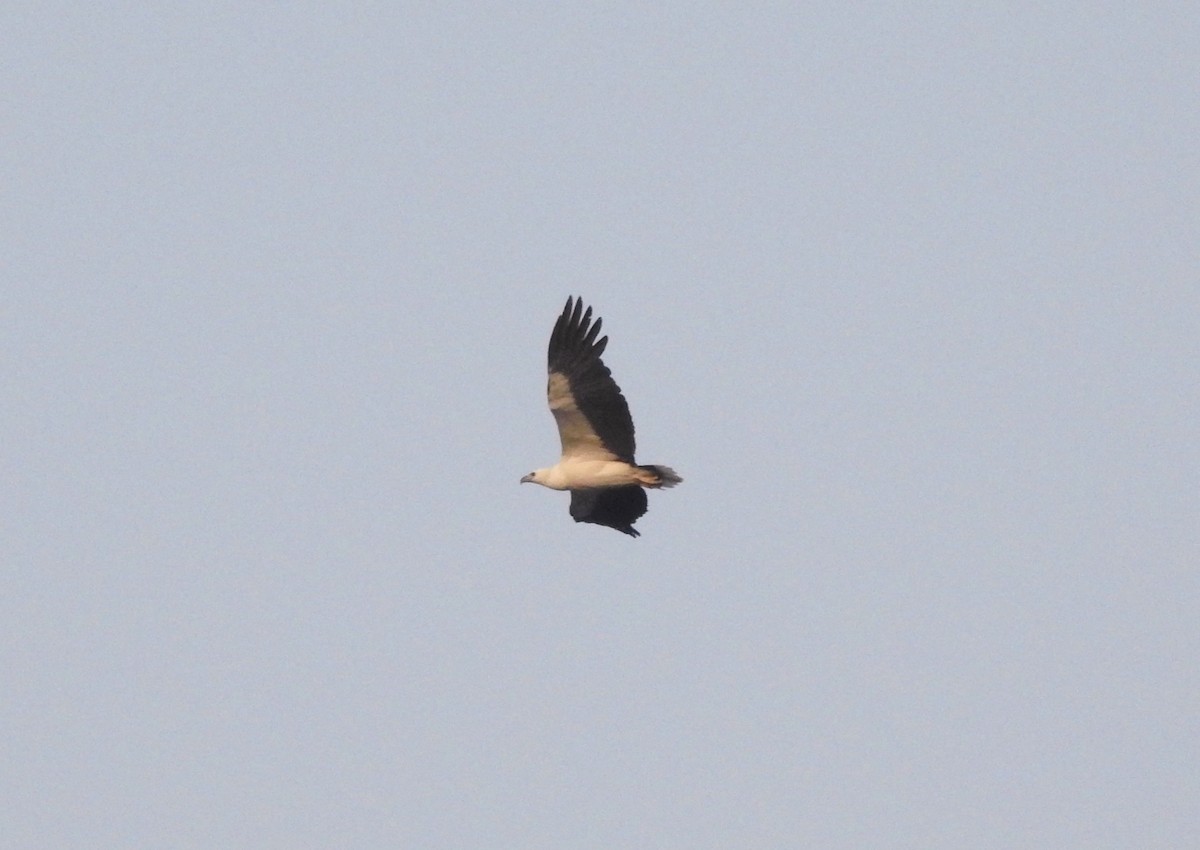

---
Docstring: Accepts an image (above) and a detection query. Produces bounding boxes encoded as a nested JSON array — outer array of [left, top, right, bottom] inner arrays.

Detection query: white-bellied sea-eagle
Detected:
[[521, 297, 681, 537]]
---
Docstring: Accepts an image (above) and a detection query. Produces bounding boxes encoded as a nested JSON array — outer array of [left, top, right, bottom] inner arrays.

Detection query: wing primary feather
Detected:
[[545, 297, 638, 463], [569, 486, 646, 537]]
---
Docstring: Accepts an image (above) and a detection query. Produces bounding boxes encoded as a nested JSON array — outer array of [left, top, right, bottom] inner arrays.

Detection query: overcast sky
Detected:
[[3, 4, 1198, 848]]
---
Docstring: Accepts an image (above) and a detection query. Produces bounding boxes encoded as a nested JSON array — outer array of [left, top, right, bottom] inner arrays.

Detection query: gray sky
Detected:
[[3, 4, 1197, 848]]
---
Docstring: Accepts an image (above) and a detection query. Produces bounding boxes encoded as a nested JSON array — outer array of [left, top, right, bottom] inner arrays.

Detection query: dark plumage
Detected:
[[547, 297, 637, 463], [570, 486, 648, 538]]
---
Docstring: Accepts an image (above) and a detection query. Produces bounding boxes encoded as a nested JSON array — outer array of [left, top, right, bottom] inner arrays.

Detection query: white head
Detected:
[[520, 469, 549, 487]]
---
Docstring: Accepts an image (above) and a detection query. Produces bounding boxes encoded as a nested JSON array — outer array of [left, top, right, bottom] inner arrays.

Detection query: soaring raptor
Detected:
[[521, 297, 681, 537]]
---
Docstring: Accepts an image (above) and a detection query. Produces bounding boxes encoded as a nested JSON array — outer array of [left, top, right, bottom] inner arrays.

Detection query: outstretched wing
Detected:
[[569, 487, 647, 537], [546, 296, 637, 463]]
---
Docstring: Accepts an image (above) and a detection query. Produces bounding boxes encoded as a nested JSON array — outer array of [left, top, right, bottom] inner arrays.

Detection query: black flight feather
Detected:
[[569, 486, 647, 537], [547, 296, 638, 463]]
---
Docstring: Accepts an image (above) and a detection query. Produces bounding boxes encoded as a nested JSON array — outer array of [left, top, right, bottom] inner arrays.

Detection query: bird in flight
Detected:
[[521, 296, 681, 537]]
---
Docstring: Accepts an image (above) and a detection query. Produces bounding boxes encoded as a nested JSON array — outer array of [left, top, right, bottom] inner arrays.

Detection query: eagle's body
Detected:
[[521, 297, 681, 537], [525, 459, 656, 492]]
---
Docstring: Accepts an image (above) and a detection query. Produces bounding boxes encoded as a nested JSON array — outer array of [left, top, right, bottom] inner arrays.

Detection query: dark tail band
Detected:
[[638, 465, 682, 489]]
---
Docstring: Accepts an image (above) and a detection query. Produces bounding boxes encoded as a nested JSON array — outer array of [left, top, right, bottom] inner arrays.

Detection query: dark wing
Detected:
[[569, 486, 647, 537], [546, 296, 637, 464]]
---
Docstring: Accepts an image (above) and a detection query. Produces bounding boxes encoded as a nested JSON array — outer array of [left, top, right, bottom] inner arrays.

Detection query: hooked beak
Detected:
[[520, 474, 533, 484]]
